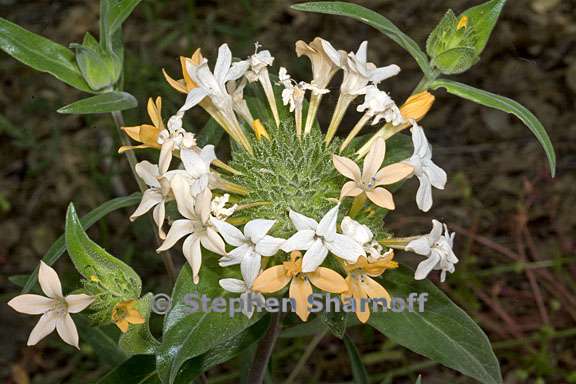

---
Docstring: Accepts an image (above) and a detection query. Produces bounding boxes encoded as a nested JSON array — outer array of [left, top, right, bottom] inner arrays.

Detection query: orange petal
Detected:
[[346, 276, 370, 323], [400, 91, 435, 122], [147, 97, 163, 130], [162, 68, 188, 94], [332, 154, 361, 181], [362, 276, 392, 308], [340, 180, 363, 200], [289, 277, 313, 321], [366, 187, 395, 210], [252, 265, 291, 293], [118, 144, 150, 154], [375, 163, 413, 186], [115, 320, 129, 333], [308, 267, 348, 293], [122, 125, 144, 141], [180, 56, 197, 91]]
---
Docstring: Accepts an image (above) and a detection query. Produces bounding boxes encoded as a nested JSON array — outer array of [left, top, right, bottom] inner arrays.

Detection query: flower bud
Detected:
[[400, 91, 435, 122]]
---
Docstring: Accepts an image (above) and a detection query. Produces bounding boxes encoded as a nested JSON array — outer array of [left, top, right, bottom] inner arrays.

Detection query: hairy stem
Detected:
[[110, 111, 177, 283], [248, 313, 283, 384]]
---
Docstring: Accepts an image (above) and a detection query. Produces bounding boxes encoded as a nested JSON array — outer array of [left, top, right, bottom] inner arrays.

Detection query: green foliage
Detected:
[[76, 315, 129, 366], [100, 0, 142, 50], [65, 203, 142, 325], [432, 47, 478, 75], [0, 17, 92, 92], [118, 293, 160, 354], [343, 334, 369, 384], [431, 79, 556, 176], [96, 355, 159, 384], [460, 0, 506, 55], [57, 91, 138, 114], [368, 266, 502, 384], [291, 1, 433, 78], [21, 193, 141, 294], [156, 263, 262, 384], [70, 32, 122, 91]]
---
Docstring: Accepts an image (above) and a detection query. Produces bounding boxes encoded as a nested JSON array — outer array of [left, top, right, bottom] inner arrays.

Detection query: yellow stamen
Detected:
[[89, 275, 100, 283], [457, 16, 469, 30]]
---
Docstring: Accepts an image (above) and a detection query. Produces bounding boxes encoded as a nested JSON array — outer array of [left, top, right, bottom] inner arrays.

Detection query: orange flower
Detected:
[[399, 91, 435, 122], [162, 49, 203, 94], [342, 251, 398, 323], [252, 251, 348, 321], [111, 300, 145, 333], [118, 97, 164, 153]]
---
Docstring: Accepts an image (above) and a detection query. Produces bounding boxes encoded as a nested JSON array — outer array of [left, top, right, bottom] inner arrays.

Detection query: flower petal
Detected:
[[366, 187, 395, 210], [170, 175, 196, 219], [214, 43, 232, 84], [255, 235, 284, 257], [308, 267, 348, 293], [27, 311, 57, 346], [182, 234, 202, 284], [56, 313, 80, 349], [180, 87, 208, 112], [332, 154, 361, 181], [219, 243, 251, 266], [363, 137, 385, 178], [65, 294, 94, 314], [316, 204, 339, 239], [158, 139, 175, 175], [252, 266, 291, 293], [375, 163, 414, 186], [340, 180, 363, 200], [414, 254, 441, 280], [301, 239, 329, 273], [200, 228, 227, 255], [288, 210, 318, 231], [405, 236, 431, 256], [241, 252, 261, 287], [415, 176, 433, 212], [244, 219, 276, 244], [325, 233, 365, 262], [156, 219, 193, 252], [130, 189, 163, 221], [212, 218, 246, 247], [361, 276, 392, 307], [135, 161, 161, 188], [424, 160, 447, 190], [281, 230, 315, 252], [38, 261, 63, 299], [219, 278, 246, 293], [289, 277, 313, 321], [152, 202, 167, 239], [8, 294, 54, 315]]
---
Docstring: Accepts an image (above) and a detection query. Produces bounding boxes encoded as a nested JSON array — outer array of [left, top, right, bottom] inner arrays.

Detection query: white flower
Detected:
[[219, 278, 265, 318], [157, 176, 226, 284], [179, 145, 217, 196], [7, 261, 93, 348], [404, 122, 447, 212], [278, 67, 313, 138], [211, 193, 238, 220], [340, 216, 389, 262], [226, 78, 254, 124], [157, 111, 197, 173], [322, 40, 400, 96], [295, 37, 342, 92], [130, 161, 174, 239], [282, 205, 365, 273], [212, 219, 285, 286], [245, 44, 274, 82], [406, 220, 458, 282], [356, 85, 404, 126]]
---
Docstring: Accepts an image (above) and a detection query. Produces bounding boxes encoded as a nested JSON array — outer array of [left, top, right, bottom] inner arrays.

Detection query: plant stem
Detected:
[[248, 313, 283, 384], [110, 111, 177, 283], [283, 329, 328, 384]]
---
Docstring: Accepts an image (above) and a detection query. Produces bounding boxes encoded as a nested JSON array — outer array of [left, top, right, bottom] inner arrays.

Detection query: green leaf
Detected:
[[118, 293, 160, 354], [343, 334, 369, 384], [426, 10, 458, 58], [57, 91, 137, 114], [321, 309, 348, 339], [460, 0, 506, 55], [96, 355, 159, 384], [430, 79, 556, 176], [173, 315, 271, 383], [368, 266, 502, 384], [102, 0, 142, 37], [432, 47, 478, 75], [291, 2, 433, 78], [197, 118, 225, 147], [70, 32, 121, 91], [156, 264, 262, 384], [21, 193, 141, 294], [0, 18, 92, 92], [65, 202, 141, 298], [76, 315, 129, 366]]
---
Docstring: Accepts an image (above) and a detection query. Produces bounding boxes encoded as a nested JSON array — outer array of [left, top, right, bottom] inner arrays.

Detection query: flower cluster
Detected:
[[119, 38, 457, 322], [8, 37, 459, 347]]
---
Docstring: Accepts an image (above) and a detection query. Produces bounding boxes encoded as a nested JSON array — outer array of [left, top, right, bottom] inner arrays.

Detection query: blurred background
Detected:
[[1, 0, 575, 383]]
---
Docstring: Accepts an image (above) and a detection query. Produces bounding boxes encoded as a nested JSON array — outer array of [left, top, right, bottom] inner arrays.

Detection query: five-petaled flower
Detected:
[[406, 219, 458, 282], [8, 261, 93, 348], [253, 251, 348, 321], [333, 137, 413, 209], [111, 300, 145, 333], [281, 205, 365, 273], [213, 218, 285, 286]]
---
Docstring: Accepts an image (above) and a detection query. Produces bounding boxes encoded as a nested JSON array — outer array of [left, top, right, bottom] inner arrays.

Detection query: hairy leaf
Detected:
[[57, 91, 137, 114]]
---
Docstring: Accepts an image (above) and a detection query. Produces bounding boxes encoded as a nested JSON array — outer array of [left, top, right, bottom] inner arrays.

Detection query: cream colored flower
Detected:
[[211, 193, 238, 220], [119, 97, 164, 153], [252, 251, 348, 321], [245, 43, 280, 127], [7, 261, 93, 348], [295, 37, 342, 135], [156, 111, 197, 174], [157, 176, 226, 284], [333, 137, 413, 209]]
